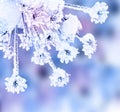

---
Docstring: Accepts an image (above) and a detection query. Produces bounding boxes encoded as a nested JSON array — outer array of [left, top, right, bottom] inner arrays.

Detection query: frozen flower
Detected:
[[5, 75, 27, 94], [61, 14, 82, 42], [89, 2, 109, 24], [31, 49, 51, 65], [57, 43, 79, 64], [2, 46, 13, 59], [49, 68, 70, 87], [80, 33, 97, 58], [19, 34, 33, 51], [20, 0, 64, 30], [48, 10, 63, 30], [41, 30, 60, 49]]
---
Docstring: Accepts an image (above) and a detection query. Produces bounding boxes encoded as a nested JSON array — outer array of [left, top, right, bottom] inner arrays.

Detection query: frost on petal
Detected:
[[89, 2, 109, 24], [49, 68, 70, 87], [80, 33, 97, 58], [57, 43, 79, 64], [5, 75, 27, 94], [61, 14, 82, 42], [31, 49, 51, 65]]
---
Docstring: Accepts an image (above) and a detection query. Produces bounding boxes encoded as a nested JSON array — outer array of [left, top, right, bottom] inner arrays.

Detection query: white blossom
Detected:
[[41, 30, 60, 49], [0, 0, 109, 92], [31, 49, 51, 65], [49, 68, 70, 87], [89, 2, 109, 24], [80, 33, 97, 58], [19, 34, 33, 51], [3, 46, 13, 59], [57, 43, 79, 64], [5, 75, 27, 94], [20, 0, 64, 30]]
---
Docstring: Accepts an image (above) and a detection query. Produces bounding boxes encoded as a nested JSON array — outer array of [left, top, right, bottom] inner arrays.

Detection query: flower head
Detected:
[[5, 75, 27, 94], [31, 49, 51, 65], [20, 0, 64, 30], [49, 68, 70, 87], [57, 43, 79, 64], [89, 2, 109, 24], [41, 30, 60, 50], [80, 33, 97, 58]]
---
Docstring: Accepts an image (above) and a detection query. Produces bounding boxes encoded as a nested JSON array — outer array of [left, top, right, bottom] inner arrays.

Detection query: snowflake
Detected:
[[0, 0, 109, 93]]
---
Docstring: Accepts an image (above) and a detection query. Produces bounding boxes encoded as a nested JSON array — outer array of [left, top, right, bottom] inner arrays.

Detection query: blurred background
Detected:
[[0, 0, 120, 112]]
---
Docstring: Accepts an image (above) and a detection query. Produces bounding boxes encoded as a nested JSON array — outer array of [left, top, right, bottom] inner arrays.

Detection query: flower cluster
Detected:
[[0, 0, 109, 93]]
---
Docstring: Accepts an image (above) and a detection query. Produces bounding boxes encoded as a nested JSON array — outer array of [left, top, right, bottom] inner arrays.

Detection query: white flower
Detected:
[[2, 46, 13, 59], [48, 10, 63, 30], [89, 2, 109, 24], [57, 43, 79, 64], [31, 49, 51, 65], [20, 0, 64, 30], [80, 33, 97, 58], [41, 30, 60, 49], [49, 68, 70, 87], [5, 75, 27, 94], [19, 34, 33, 51]]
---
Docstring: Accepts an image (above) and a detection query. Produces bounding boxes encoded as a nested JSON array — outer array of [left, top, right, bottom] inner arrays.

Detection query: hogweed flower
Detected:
[[31, 49, 51, 65], [49, 68, 70, 87], [57, 43, 79, 64], [0, 0, 109, 93], [89, 2, 109, 24], [5, 75, 27, 94], [79, 33, 97, 59]]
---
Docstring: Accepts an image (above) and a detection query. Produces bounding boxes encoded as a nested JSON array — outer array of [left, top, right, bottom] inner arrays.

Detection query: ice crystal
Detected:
[[0, 0, 109, 93], [31, 49, 51, 65]]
